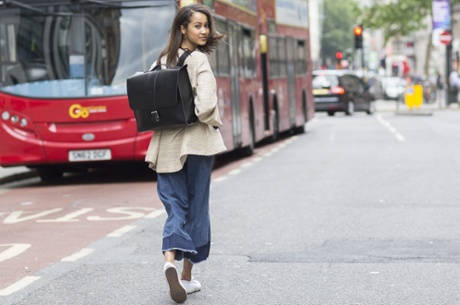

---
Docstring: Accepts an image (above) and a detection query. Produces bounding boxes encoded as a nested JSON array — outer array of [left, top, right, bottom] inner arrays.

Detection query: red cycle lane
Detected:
[[0, 178, 163, 293]]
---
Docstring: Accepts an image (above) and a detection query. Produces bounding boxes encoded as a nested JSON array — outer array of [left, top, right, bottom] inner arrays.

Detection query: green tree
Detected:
[[362, 0, 460, 76], [320, 0, 360, 67]]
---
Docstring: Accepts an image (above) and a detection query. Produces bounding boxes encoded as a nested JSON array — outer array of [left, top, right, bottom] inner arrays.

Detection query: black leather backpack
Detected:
[[127, 51, 197, 132]]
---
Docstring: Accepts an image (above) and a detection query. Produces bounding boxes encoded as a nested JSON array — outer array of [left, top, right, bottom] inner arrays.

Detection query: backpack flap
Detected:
[[126, 52, 196, 131], [152, 66, 183, 109], [126, 71, 156, 110]]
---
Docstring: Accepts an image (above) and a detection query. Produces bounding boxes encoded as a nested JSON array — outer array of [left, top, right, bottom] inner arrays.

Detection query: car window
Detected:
[[340, 75, 362, 92], [312, 74, 339, 88]]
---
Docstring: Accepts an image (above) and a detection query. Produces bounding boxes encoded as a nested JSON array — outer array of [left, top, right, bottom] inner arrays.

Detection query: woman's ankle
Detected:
[[181, 272, 192, 281]]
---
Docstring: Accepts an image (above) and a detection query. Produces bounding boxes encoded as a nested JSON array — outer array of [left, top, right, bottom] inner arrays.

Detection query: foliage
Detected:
[[320, 0, 360, 65], [362, 0, 460, 44]]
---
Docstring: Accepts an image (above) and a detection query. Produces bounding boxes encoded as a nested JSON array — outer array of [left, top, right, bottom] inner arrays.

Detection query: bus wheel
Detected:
[[269, 109, 280, 142], [36, 166, 64, 181], [239, 114, 255, 157], [292, 124, 305, 135], [293, 96, 307, 134]]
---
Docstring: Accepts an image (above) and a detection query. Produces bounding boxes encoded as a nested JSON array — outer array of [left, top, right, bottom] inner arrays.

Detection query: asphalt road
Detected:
[[1, 102, 460, 304]]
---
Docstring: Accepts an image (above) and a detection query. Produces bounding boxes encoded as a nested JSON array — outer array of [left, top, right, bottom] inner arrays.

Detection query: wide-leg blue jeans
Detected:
[[157, 155, 213, 264]]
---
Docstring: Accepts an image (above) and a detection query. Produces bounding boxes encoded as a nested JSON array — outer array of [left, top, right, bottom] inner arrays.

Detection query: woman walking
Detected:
[[145, 4, 226, 303]]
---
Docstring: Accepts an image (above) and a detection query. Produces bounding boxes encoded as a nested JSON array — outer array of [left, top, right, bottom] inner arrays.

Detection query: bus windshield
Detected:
[[0, 1, 174, 98]]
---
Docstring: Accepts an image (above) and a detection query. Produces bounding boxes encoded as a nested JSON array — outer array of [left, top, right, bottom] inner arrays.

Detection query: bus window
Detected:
[[0, 3, 175, 98], [241, 27, 255, 78], [277, 37, 287, 77], [295, 40, 307, 75], [287, 37, 294, 65], [269, 35, 278, 77], [215, 20, 229, 76]]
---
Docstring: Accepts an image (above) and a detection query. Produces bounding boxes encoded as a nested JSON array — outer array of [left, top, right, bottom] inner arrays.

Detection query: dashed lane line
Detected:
[[107, 225, 136, 237], [212, 136, 299, 184], [0, 276, 41, 296], [375, 114, 406, 142], [61, 248, 94, 262]]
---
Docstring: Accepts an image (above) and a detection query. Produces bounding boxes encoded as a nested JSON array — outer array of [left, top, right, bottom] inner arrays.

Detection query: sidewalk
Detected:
[[375, 97, 459, 113]]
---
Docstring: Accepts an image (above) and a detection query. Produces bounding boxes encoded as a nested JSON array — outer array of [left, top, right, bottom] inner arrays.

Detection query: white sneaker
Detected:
[[164, 262, 187, 303], [181, 277, 202, 294]]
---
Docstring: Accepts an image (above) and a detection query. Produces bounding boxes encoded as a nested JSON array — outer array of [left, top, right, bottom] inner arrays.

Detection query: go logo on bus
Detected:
[[69, 104, 107, 119]]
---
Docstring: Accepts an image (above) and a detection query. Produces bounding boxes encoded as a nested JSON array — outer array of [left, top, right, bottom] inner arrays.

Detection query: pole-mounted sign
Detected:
[[439, 30, 452, 45]]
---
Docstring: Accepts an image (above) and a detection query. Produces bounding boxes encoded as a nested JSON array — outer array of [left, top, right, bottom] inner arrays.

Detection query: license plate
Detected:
[[69, 149, 112, 162], [313, 88, 329, 95]]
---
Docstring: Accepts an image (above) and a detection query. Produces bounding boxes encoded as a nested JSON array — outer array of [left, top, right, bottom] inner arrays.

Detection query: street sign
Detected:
[[439, 31, 452, 45]]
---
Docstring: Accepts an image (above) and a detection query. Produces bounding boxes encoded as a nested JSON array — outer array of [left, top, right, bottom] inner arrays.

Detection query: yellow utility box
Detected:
[[404, 84, 423, 109]]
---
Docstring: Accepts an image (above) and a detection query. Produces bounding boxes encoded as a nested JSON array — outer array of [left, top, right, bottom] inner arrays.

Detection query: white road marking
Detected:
[[144, 209, 166, 219], [0, 276, 40, 296], [241, 162, 253, 168], [61, 248, 94, 262], [37, 208, 94, 223], [3, 208, 63, 224], [228, 169, 241, 175], [212, 176, 227, 183], [0, 244, 31, 262], [375, 114, 405, 142], [107, 225, 136, 237], [211, 137, 299, 184]]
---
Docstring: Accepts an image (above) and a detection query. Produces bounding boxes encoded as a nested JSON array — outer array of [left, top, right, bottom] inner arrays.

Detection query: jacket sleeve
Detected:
[[193, 55, 223, 127]]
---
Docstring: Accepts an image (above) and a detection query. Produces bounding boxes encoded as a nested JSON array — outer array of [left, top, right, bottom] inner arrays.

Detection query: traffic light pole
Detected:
[[353, 25, 364, 70]]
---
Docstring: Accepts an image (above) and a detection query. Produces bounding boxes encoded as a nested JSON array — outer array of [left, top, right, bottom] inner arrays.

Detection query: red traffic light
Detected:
[[353, 25, 363, 36], [335, 52, 343, 60]]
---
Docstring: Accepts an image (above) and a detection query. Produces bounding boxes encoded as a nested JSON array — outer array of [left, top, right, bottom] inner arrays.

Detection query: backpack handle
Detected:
[[149, 51, 191, 72]]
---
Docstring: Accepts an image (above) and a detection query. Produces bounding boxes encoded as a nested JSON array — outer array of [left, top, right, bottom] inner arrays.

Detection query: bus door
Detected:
[[286, 37, 296, 126], [228, 21, 242, 147]]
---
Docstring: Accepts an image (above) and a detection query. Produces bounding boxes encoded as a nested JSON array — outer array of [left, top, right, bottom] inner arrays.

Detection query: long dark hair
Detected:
[[157, 4, 224, 67]]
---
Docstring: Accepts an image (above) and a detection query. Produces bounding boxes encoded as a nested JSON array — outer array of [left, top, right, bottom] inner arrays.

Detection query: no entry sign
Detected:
[[440, 31, 452, 45]]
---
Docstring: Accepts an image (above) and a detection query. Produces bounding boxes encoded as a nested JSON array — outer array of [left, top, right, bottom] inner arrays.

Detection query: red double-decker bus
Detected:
[[0, 0, 313, 181]]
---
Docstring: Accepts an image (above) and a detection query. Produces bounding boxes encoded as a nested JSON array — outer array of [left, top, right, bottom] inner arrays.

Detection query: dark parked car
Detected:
[[313, 70, 376, 116]]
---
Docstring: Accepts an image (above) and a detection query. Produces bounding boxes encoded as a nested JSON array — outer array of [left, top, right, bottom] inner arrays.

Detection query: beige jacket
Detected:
[[145, 49, 226, 173]]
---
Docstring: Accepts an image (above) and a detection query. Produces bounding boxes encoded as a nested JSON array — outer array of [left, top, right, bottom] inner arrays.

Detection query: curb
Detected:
[[0, 169, 38, 185], [395, 110, 434, 116]]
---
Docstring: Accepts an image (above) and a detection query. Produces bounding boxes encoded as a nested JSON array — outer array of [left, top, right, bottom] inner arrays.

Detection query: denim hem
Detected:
[[184, 242, 210, 264], [162, 233, 197, 255], [162, 234, 210, 264]]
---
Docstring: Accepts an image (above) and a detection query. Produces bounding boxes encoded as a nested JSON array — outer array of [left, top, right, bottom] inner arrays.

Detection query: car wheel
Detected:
[[327, 111, 335, 116], [345, 101, 354, 116], [366, 101, 376, 115]]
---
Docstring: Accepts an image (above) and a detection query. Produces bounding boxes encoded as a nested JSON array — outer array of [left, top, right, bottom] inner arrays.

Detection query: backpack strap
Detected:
[[177, 50, 191, 67], [149, 50, 190, 72]]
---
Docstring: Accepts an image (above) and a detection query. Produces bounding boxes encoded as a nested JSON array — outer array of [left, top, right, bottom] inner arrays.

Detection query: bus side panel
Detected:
[[215, 76, 234, 151]]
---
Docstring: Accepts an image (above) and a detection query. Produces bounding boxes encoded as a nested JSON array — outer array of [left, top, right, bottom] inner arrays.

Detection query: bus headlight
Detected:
[[20, 118, 28, 127], [1, 111, 10, 121], [11, 115, 19, 124]]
